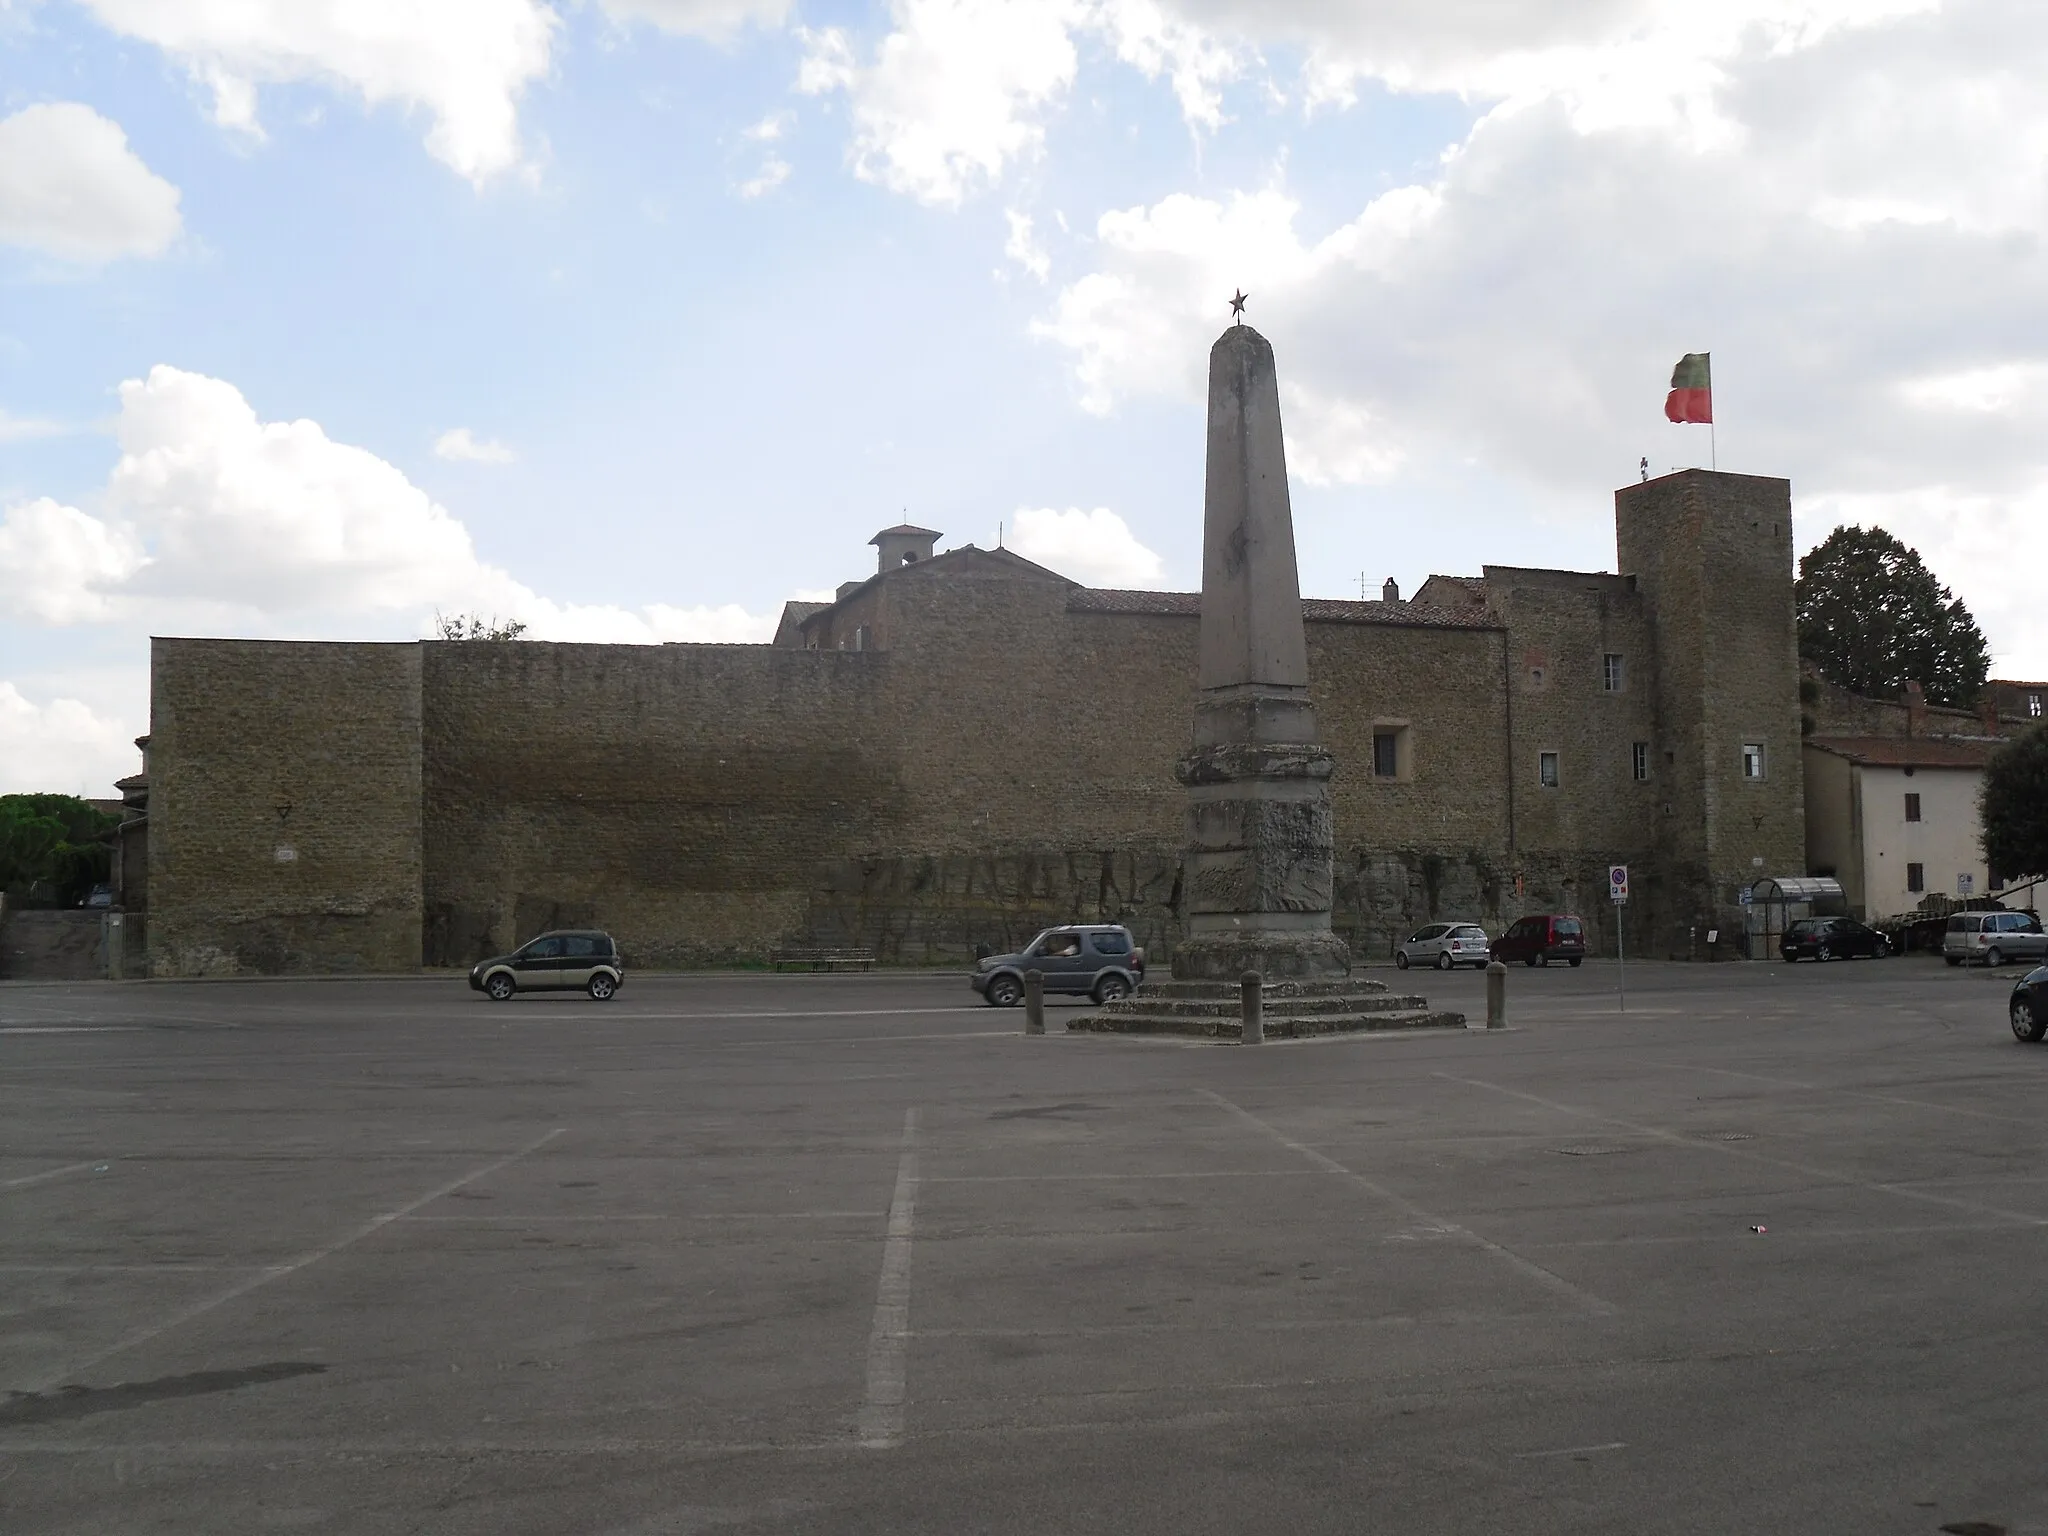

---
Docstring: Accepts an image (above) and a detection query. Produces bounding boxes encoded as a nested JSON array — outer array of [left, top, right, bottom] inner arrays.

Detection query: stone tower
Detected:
[[1174, 325, 1350, 981], [1615, 470, 1806, 937]]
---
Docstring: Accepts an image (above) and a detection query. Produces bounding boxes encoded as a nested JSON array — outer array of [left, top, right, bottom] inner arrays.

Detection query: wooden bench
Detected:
[[770, 949, 878, 972]]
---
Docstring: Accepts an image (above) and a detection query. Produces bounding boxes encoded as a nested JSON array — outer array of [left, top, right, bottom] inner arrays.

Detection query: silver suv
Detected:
[[1943, 911, 2048, 967], [1396, 922, 1492, 970], [973, 925, 1144, 1006]]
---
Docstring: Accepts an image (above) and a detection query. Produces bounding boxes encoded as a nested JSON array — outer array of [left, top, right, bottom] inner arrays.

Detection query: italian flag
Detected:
[[1664, 352, 1712, 424]]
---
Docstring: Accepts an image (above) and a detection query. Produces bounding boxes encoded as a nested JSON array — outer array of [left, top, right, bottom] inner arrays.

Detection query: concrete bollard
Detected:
[[1240, 970, 1264, 1045], [1486, 960, 1507, 1030], [1024, 968, 1046, 1035]]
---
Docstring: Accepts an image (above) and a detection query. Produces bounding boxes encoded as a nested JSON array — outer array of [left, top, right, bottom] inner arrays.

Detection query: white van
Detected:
[[1943, 911, 2048, 967]]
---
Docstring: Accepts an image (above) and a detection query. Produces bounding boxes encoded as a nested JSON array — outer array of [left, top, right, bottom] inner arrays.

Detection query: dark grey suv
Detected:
[[972, 925, 1145, 1006], [470, 930, 625, 1000]]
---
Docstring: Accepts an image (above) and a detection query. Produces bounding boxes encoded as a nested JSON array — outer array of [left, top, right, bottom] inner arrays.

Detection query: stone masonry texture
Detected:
[[143, 470, 1807, 974]]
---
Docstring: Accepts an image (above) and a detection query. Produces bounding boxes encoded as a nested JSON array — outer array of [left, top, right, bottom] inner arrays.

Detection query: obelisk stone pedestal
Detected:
[[1076, 320, 1462, 1036], [1171, 324, 1350, 983]]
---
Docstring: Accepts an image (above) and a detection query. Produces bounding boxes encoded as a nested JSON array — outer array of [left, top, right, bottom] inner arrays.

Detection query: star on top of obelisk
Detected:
[[1229, 289, 1248, 323]]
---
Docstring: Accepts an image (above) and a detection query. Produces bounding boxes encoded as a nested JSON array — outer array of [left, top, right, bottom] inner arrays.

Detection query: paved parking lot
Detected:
[[2, 956, 2044, 1534]]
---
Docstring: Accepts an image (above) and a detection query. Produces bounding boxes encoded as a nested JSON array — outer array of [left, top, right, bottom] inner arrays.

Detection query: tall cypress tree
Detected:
[[1795, 526, 1990, 707]]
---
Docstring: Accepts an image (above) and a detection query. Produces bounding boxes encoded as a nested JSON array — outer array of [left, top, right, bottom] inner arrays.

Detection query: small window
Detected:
[[1373, 731, 1399, 778], [1554, 919, 1583, 938], [1632, 742, 1649, 781], [1742, 742, 1765, 780], [1904, 793, 1921, 822], [1603, 653, 1625, 692], [2031, 692, 2043, 718], [1907, 862, 1925, 893], [1539, 751, 1560, 788]]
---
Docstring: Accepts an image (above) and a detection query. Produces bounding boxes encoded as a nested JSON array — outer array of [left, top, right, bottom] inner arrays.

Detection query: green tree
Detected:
[[434, 611, 528, 640], [1796, 525, 1989, 707], [0, 794, 119, 906], [1982, 725, 2048, 884]]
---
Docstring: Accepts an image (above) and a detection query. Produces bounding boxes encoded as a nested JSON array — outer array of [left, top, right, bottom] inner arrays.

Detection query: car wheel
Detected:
[[484, 972, 515, 1001], [1816, 944, 1832, 962], [1536, 952, 1550, 967], [1945, 955, 1962, 967], [1986, 946, 2005, 968], [1092, 974, 1132, 1004], [985, 974, 1023, 1008], [1523, 955, 1539, 968], [1567, 957, 1583, 967], [588, 973, 616, 1000], [1395, 951, 1410, 970], [1434, 951, 1453, 971], [2013, 996, 2047, 1042]]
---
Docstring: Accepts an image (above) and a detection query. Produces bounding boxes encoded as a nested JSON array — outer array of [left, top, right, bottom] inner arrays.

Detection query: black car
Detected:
[[470, 930, 625, 1000], [1781, 916, 1890, 962], [2012, 966, 2048, 1042]]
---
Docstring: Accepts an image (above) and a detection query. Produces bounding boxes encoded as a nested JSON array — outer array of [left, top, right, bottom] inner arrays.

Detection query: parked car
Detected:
[[1781, 916, 1892, 961], [1490, 914, 1586, 967], [1396, 923, 1493, 970], [2012, 965, 2048, 1042], [470, 930, 625, 1000], [79, 884, 114, 909], [1943, 911, 2048, 968], [973, 925, 1144, 1006]]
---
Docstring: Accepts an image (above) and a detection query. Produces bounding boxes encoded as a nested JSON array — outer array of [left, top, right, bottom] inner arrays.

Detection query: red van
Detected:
[[1490, 914, 1587, 967]]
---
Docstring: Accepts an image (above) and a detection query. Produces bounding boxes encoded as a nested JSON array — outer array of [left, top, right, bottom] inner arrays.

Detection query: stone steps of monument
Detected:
[[1069, 1006, 1466, 1039], [1137, 978, 1390, 1001], [1111, 991, 1431, 1021]]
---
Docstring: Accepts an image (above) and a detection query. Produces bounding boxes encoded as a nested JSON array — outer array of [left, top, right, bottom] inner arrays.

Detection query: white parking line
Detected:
[[1199, 1089, 1618, 1318], [1434, 1072, 2048, 1228], [23, 1126, 566, 1393], [858, 1108, 921, 1450], [2, 1161, 106, 1191]]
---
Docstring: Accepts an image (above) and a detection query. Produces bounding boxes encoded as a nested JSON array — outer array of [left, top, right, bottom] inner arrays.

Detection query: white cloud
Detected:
[[0, 682, 136, 797], [433, 427, 517, 463], [0, 497, 147, 622], [799, 0, 1081, 205], [0, 103, 182, 262], [0, 409, 76, 442], [74, 0, 558, 182], [1028, 0, 2048, 676], [737, 157, 791, 198], [1003, 209, 1049, 281], [1, 365, 782, 645], [1007, 506, 1165, 587], [600, 0, 792, 39]]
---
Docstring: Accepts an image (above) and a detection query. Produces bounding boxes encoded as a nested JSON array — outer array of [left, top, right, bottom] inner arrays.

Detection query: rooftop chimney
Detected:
[[1382, 577, 1400, 603], [869, 523, 941, 574]]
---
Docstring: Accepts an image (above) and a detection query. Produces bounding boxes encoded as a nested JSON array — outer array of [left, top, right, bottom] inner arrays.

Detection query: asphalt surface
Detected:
[[2, 955, 2044, 1534]]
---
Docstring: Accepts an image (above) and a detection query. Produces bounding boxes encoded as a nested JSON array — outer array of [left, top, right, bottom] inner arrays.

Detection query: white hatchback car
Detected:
[[1396, 922, 1492, 970], [1943, 911, 2048, 967]]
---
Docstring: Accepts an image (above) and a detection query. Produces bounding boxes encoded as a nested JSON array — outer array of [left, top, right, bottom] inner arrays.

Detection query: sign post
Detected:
[[1609, 865, 1630, 1014]]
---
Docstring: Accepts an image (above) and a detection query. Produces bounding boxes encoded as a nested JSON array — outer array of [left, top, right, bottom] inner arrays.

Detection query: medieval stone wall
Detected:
[[142, 471, 1804, 973], [149, 639, 422, 975]]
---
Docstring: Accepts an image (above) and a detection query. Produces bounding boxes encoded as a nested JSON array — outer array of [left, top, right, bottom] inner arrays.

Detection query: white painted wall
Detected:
[[1855, 763, 2018, 920]]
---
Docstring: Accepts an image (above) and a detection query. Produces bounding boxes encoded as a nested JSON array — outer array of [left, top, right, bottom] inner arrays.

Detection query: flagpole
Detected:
[[1711, 420, 1717, 471]]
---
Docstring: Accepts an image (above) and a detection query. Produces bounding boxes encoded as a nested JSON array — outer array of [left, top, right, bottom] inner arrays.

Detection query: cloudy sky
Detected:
[[3, 0, 2044, 794]]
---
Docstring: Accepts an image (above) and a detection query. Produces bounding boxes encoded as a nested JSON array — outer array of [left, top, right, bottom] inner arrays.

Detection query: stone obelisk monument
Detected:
[[1174, 323, 1349, 981], [1073, 319, 1462, 1037]]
